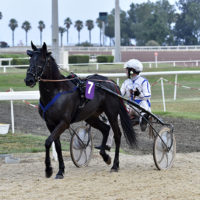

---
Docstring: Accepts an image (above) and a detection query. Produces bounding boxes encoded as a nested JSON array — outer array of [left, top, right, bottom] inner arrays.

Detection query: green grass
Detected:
[[0, 72, 39, 91], [0, 132, 70, 154], [153, 110, 200, 120]]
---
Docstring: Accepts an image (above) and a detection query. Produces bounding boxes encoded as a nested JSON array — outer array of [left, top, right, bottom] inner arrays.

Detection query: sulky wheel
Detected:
[[153, 127, 176, 170], [70, 126, 93, 168]]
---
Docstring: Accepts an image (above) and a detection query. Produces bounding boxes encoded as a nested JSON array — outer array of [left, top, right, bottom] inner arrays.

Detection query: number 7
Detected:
[[87, 81, 94, 94]]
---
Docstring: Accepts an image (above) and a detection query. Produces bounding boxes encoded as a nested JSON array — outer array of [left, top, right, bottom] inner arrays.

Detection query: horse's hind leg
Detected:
[[105, 115, 122, 172], [86, 116, 111, 165]]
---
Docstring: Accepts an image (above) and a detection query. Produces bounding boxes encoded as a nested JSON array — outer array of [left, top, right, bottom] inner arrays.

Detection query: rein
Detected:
[[39, 77, 78, 82], [39, 77, 116, 85]]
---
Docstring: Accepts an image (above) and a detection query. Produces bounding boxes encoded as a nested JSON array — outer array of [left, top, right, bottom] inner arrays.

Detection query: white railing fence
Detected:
[[1, 70, 200, 134], [2, 45, 200, 52], [1, 59, 200, 73]]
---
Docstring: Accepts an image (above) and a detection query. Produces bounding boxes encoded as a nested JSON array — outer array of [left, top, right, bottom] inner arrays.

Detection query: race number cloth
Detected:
[[85, 81, 95, 99]]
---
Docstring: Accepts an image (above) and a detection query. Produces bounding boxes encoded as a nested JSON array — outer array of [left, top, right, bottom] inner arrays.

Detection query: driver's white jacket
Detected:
[[120, 75, 151, 112]]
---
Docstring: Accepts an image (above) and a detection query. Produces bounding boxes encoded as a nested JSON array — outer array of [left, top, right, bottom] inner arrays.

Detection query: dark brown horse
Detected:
[[25, 42, 137, 179]]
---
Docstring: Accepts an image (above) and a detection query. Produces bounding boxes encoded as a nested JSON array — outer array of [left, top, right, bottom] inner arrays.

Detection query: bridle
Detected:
[[27, 51, 49, 81]]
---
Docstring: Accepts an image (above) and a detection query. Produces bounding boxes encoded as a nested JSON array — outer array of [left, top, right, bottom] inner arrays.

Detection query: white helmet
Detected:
[[124, 59, 143, 73]]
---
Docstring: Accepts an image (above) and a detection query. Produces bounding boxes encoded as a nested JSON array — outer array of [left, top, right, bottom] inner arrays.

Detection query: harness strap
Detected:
[[39, 86, 78, 119]]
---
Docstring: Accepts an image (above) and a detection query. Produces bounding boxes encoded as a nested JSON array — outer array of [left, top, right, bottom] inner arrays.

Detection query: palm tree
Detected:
[[21, 21, 31, 46], [74, 20, 83, 44], [9, 18, 18, 47], [85, 20, 94, 44], [96, 18, 103, 46], [59, 27, 66, 47], [64, 17, 72, 45], [38, 21, 45, 45]]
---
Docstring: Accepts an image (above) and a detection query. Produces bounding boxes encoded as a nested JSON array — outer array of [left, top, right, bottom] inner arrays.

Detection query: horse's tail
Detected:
[[119, 103, 137, 148]]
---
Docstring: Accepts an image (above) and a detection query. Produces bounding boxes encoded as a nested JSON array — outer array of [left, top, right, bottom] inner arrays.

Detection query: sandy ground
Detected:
[[0, 151, 200, 200], [0, 102, 200, 199]]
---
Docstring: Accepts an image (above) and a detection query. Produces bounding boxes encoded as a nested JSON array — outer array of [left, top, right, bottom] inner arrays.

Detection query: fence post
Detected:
[[149, 63, 152, 68], [174, 74, 178, 101], [154, 52, 158, 68], [160, 78, 166, 112], [96, 63, 99, 71], [0, 60, 1, 70], [173, 62, 176, 67], [10, 88, 15, 134], [116, 78, 119, 85], [1, 60, 7, 73]]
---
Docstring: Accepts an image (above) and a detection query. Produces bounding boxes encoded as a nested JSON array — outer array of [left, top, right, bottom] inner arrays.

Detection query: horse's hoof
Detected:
[[45, 167, 53, 178], [106, 156, 111, 165], [55, 174, 64, 179], [110, 167, 119, 172]]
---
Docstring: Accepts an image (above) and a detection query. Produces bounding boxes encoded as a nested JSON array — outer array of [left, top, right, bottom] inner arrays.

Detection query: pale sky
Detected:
[[0, 0, 177, 46]]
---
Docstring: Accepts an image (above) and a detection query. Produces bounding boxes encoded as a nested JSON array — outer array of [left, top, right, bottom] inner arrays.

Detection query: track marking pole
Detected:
[[10, 88, 15, 134], [174, 74, 178, 100], [160, 78, 166, 112]]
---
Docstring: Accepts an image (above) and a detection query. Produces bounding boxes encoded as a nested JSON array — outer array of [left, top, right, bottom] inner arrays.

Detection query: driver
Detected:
[[121, 59, 151, 124], [95, 59, 151, 151]]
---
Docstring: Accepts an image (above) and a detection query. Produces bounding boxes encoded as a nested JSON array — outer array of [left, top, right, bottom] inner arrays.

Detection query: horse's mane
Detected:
[[48, 55, 65, 79]]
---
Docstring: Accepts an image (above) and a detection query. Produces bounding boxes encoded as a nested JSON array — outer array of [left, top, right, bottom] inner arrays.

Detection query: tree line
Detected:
[[0, 15, 97, 47], [0, 0, 200, 47], [106, 0, 200, 46]]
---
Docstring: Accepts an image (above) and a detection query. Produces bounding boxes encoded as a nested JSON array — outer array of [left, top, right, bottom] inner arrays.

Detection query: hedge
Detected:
[[69, 55, 89, 64], [96, 55, 114, 63], [0, 54, 28, 65]]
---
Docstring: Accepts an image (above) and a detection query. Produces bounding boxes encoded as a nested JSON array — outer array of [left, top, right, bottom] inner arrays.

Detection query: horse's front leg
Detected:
[[54, 138, 65, 179], [45, 120, 69, 179], [45, 124, 54, 178]]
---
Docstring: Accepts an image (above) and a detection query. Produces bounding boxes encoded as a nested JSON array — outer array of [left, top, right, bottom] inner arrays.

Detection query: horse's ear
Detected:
[[31, 41, 37, 51], [27, 50, 33, 57], [42, 42, 48, 55]]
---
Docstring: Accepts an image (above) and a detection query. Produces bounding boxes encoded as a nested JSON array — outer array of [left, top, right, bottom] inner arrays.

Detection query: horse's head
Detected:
[[24, 41, 51, 87]]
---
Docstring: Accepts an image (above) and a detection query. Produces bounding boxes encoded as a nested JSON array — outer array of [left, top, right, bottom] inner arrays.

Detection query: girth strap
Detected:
[[39, 86, 78, 119]]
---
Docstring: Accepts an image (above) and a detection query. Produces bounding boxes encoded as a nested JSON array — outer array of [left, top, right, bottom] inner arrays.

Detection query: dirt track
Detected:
[[0, 102, 200, 200], [0, 102, 199, 154], [0, 152, 200, 200]]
